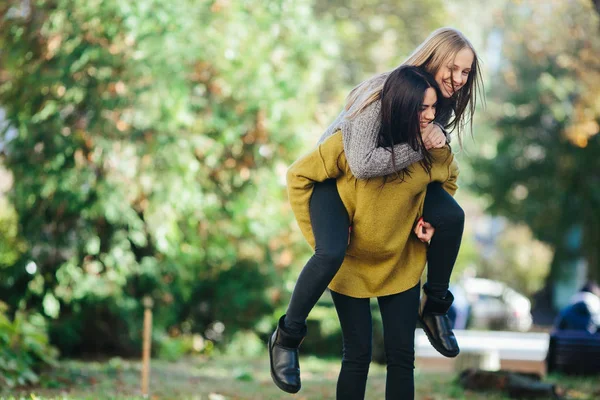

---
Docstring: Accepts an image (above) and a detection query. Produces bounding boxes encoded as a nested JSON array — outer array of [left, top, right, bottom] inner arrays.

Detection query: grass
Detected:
[[1, 356, 599, 400]]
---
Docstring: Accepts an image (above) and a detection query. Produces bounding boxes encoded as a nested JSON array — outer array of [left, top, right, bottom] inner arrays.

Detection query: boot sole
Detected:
[[268, 335, 301, 394], [419, 315, 460, 358]]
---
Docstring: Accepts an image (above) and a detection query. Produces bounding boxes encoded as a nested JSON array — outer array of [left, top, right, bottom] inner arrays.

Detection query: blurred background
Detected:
[[0, 0, 599, 397]]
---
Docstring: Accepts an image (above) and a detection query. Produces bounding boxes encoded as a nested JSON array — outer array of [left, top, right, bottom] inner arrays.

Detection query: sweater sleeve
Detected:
[[442, 158, 460, 197], [286, 132, 345, 248], [341, 101, 424, 179]]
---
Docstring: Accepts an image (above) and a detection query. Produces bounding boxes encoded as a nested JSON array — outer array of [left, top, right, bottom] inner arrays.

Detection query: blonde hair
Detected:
[[345, 27, 484, 146]]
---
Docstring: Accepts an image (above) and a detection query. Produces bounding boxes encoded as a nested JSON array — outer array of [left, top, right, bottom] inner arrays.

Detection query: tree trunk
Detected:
[[539, 226, 587, 315], [583, 218, 599, 282]]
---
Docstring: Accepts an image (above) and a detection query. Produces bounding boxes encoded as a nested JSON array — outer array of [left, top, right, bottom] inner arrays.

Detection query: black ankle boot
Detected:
[[268, 315, 307, 393], [419, 288, 460, 358]]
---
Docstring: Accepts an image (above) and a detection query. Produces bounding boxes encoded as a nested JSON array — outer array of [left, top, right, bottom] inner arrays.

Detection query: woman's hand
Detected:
[[414, 217, 435, 243], [421, 123, 446, 150]]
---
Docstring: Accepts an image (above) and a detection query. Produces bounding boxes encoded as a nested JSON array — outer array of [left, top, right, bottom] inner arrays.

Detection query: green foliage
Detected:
[[315, 0, 447, 88], [225, 330, 265, 358], [0, 197, 25, 268], [0, 197, 29, 309], [4, 0, 592, 365], [0, 0, 334, 356], [0, 304, 59, 388], [155, 332, 211, 361], [473, 223, 552, 296], [470, 0, 600, 282]]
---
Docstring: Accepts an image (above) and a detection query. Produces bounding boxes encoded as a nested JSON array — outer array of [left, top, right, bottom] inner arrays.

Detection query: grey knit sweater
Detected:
[[318, 99, 450, 179]]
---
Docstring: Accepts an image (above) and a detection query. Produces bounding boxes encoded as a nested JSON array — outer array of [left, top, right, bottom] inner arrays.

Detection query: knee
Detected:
[[342, 336, 372, 363], [343, 344, 372, 367], [385, 347, 415, 369], [438, 203, 465, 232], [314, 244, 346, 268]]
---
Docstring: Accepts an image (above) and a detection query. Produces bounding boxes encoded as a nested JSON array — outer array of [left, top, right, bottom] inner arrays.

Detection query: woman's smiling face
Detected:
[[434, 47, 474, 98], [419, 88, 437, 131]]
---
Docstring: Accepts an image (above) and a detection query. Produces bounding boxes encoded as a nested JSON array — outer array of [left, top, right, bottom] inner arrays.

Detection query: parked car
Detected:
[[449, 277, 533, 332]]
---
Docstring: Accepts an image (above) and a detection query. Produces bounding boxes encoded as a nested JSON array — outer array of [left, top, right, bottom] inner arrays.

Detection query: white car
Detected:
[[452, 277, 533, 332]]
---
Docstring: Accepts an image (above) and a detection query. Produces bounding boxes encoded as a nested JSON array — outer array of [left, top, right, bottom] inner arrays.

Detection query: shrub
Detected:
[[0, 304, 59, 388]]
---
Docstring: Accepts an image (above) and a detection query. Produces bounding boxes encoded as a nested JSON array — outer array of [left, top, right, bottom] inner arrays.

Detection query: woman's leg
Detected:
[[269, 179, 350, 393], [378, 284, 420, 400], [285, 179, 350, 333], [419, 181, 465, 357], [422, 181, 465, 299], [331, 290, 372, 400]]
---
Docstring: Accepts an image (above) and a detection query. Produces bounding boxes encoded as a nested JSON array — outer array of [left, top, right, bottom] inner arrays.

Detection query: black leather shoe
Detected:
[[268, 315, 306, 393], [419, 290, 460, 358]]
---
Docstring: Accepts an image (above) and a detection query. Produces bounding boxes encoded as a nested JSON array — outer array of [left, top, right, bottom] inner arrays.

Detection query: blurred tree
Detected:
[[0, 0, 334, 355], [0, 197, 26, 276], [470, 0, 600, 309], [475, 221, 553, 296], [314, 0, 447, 96]]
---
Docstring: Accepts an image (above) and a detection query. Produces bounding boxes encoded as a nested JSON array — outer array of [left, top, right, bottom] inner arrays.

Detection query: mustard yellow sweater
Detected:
[[287, 131, 459, 298]]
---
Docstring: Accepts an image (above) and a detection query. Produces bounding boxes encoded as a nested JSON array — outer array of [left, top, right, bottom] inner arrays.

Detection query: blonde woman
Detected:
[[290, 65, 455, 399], [269, 28, 483, 394]]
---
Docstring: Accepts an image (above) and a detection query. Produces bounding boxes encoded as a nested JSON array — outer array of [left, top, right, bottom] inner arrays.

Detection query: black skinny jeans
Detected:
[[422, 181, 465, 298], [331, 284, 420, 400], [284, 179, 464, 334]]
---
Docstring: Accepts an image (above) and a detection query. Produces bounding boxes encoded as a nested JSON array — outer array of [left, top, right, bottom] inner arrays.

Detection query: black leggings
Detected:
[[331, 284, 420, 400], [284, 179, 464, 333], [422, 181, 465, 297]]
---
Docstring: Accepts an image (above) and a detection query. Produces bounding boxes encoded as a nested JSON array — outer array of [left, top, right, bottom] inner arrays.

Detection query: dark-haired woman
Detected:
[[269, 27, 483, 396], [284, 66, 458, 399]]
